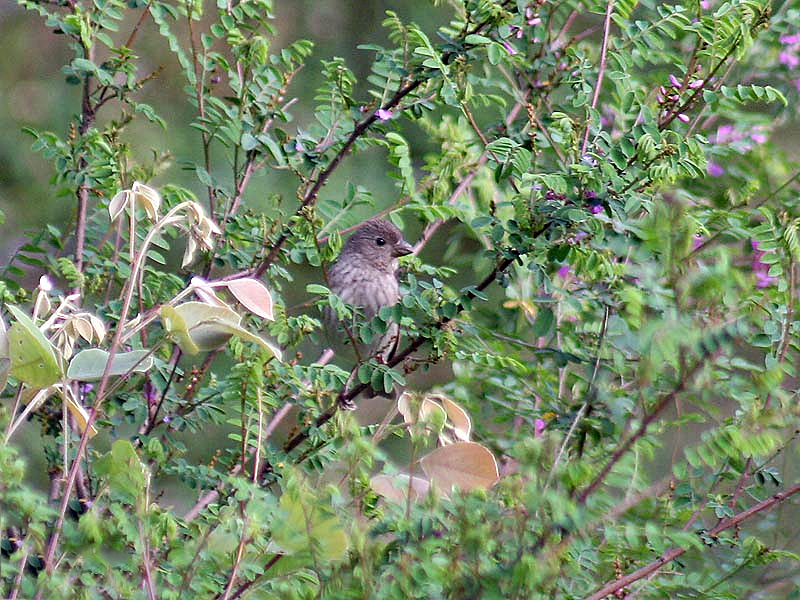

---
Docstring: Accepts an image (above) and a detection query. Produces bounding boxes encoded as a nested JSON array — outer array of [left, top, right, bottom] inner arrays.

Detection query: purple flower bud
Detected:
[[375, 108, 393, 121], [557, 264, 571, 279], [669, 73, 682, 88], [528, 17, 542, 26], [534, 418, 546, 438], [590, 204, 603, 214], [502, 41, 518, 56], [692, 235, 705, 251], [688, 79, 704, 89], [780, 33, 800, 45], [677, 113, 690, 123]]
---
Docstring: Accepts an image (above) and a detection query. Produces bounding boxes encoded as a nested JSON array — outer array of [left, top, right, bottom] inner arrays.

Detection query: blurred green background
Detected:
[[0, 0, 451, 248]]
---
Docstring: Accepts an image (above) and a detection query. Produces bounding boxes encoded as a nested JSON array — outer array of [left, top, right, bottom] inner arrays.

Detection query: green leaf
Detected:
[[6, 305, 62, 388], [94, 440, 146, 504], [67, 349, 154, 381]]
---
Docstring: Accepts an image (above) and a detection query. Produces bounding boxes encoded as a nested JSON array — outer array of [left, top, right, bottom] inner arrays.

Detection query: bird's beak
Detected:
[[394, 239, 414, 257]]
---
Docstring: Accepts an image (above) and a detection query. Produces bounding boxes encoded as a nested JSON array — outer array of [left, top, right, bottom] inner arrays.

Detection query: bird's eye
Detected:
[[375, 237, 386, 246]]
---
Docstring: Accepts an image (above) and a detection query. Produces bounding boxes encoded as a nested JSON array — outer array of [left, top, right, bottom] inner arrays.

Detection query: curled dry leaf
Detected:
[[108, 190, 131, 222], [420, 441, 499, 493], [181, 236, 198, 269], [190, 277, 233, 309], [225, 278, 275, 320], [439, 395, 472, 442], [32, 290, 51, 321], [419, 397, 446, 433], [371, 473, 431, 504], [70, 315, 95, 343], [88, 314, 106, 342], [397, 391, 416, 424], [131, 181, 161, 221]]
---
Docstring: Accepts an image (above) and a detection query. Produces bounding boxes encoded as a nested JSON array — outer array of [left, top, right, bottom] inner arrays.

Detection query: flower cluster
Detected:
[[657, 69, 705, 123], [706, 124, 769, 176], [779, 32, 800, 92], [751, 240, 778, 288]]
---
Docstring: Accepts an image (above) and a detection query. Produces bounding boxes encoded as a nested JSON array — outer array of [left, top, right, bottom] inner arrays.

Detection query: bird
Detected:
[[325, 218, 413, 366]]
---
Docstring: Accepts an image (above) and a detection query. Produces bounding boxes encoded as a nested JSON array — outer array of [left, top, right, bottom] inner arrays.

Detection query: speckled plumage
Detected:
[[326, 219, 413, 360]]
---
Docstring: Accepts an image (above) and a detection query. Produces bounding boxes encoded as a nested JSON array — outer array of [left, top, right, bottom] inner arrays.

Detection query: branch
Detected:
[[575, 360, 703, 505], [580, 0, 614, 155], [584, 482, 800, 600], [253, 79, 423, 277], [280, 252, 520, 456]]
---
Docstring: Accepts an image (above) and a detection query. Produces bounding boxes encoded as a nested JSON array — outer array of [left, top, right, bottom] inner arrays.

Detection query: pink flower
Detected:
[[375, 108, 393, 121], [534, 418, 546, 438], [780, 33, 800, 45], [752, 240, 778, 288], [502, 41, 518, 56], [557, 264, 571, 279], [707, 161, 724, 177], [590, 204, 603, 214], [779, 50, 800, 69], [714, 124, 735, 144], [756, 271, 778, 288], [692, 235, 705, 251]]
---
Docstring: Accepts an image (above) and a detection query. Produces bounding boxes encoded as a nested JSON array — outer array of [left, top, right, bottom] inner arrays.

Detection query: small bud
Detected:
[[38, 275, 54, 292]]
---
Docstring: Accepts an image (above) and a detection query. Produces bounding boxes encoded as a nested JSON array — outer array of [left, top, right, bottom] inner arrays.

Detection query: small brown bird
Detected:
[[326, 219, 414, 362]]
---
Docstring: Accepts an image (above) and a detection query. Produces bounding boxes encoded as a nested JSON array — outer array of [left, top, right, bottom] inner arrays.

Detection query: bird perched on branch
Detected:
[[326, 218, 413, 365]]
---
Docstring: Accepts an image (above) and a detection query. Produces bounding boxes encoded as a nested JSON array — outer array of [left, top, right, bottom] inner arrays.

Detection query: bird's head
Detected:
[[339, 219, 413, 271]]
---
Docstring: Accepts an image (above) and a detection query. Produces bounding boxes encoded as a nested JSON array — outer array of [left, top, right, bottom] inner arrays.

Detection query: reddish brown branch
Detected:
[[584, 482, 800, 600], [253, 79, 423, 277], [280, 252, 519, 456], [575, 361, 703, 505]]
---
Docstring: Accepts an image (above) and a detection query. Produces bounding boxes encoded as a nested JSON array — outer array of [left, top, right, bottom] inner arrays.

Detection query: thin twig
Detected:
[[280, 249, 526, 457], [575, 360, 703, 505], [580, 0, 615, 155], [584, 482, 800, 600], [254, 79, 424, 277]]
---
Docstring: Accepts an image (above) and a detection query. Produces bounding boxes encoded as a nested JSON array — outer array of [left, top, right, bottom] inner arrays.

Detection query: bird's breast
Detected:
[[329, 263, 399, 318]]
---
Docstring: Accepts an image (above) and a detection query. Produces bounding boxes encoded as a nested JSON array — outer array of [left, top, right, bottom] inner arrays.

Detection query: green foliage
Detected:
[[3, 0, 800, 598]]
